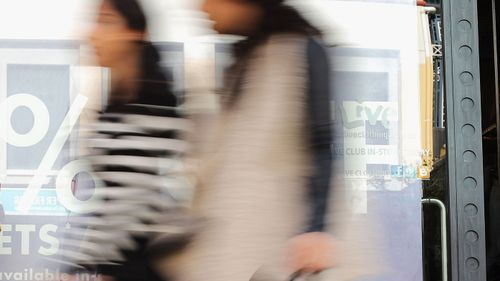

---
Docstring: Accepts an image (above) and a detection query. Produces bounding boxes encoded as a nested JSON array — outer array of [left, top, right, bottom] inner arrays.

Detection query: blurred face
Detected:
[[89, 0, 144, 67], [202, 0, 263, 35]]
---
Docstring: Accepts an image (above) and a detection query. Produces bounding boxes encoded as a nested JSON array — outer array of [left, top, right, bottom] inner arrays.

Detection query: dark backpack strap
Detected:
[[305, 37, 333, 232]]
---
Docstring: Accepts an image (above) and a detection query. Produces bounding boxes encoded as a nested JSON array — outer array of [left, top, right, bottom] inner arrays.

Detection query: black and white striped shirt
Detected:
[[57, 101, 197, 271]]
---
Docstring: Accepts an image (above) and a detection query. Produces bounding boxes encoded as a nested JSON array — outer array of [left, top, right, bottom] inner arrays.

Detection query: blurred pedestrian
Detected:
[[57, 0, 196, 280], [167, 1, 335, 280]]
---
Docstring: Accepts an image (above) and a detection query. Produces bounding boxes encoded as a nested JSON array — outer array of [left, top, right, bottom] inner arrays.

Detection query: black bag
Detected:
[[251, 267, 324, 281]]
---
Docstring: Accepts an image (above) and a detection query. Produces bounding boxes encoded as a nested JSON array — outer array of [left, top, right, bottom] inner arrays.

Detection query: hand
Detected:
[[98, 275, 115, 281], [285, 232, 336, 274]]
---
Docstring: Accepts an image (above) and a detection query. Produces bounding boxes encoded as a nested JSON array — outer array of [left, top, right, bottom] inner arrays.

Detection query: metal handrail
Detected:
[[422, 198, 448, 281]]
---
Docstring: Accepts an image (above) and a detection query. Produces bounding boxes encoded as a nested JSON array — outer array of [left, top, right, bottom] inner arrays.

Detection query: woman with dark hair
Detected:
[[167, 1, 335, 280], [89, 0, 176, 107], [58, 1, 194, 281]]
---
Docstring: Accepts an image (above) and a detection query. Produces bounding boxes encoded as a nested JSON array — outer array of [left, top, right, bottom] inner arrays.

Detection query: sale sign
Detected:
[[0, 75, 99, 277]]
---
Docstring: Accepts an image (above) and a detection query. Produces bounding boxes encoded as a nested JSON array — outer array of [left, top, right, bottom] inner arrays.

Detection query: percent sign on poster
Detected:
[[0, 93, 96, 214]]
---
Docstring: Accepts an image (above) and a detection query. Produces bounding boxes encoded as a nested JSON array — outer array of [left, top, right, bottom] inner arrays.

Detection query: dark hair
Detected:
[[254, 0, 321, 36], [105, 0, 148, 32], [104, 0, 159, 73], [104, 0, 173, 105], [234, 1, 322, 58]]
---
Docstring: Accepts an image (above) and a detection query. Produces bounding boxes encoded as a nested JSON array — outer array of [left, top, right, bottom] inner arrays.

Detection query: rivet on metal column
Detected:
[[442, 0, 487, 280]]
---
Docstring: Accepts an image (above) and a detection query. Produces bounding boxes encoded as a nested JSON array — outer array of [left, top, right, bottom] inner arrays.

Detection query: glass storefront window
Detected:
[[0, 1, 462, 281]]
